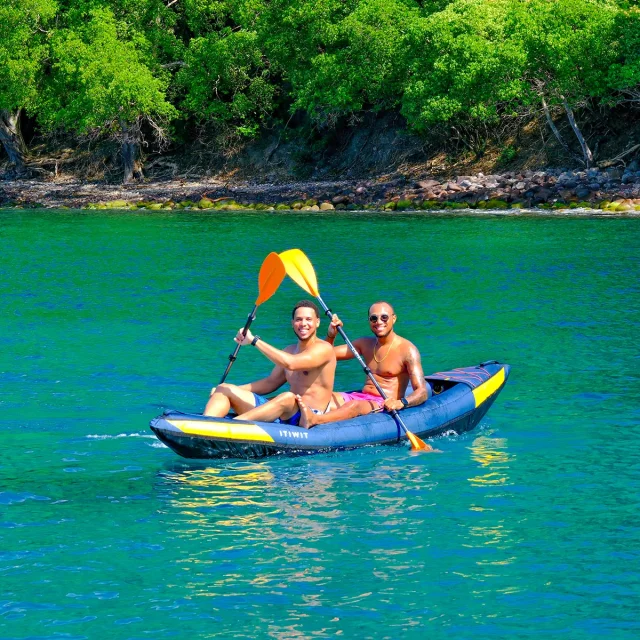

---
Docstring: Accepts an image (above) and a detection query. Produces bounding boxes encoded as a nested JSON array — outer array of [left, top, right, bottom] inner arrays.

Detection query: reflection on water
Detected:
[[460, 433, 520, 591], [467, 433, 513, 487]]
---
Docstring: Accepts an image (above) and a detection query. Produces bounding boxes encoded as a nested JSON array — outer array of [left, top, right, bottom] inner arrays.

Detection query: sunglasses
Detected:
[[369, 314, 390, 323]]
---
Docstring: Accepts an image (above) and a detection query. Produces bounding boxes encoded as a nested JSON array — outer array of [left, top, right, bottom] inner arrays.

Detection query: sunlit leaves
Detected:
[[0, 0, 57, 112], [41, 7, 176, 135]]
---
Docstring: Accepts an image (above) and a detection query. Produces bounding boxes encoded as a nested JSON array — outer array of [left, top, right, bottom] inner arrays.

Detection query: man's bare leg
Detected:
[[204, 383, 258, 417], [235, 391, 298, 422], [297, 395, 377, 429]]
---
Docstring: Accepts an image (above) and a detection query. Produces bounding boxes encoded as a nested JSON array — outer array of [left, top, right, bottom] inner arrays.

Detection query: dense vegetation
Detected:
[[1, 0, 639, 180]]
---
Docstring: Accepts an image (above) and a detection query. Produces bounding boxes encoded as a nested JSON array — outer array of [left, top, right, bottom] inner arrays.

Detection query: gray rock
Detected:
[[533, 187, 553, 202], [417, 179, 441, 189], [515, 181, 526, 190], [575, 186, 591, 199]]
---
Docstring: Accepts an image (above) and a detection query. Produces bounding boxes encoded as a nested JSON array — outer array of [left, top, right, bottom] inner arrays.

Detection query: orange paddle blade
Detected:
[[406, 430, 434, 452], [279, 249, 319, 297], [255, 252, 286, 305]]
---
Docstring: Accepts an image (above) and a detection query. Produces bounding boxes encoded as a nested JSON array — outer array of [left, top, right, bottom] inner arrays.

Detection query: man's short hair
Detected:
[[292, 299, 320, 318], [368, 301, 395, 315]]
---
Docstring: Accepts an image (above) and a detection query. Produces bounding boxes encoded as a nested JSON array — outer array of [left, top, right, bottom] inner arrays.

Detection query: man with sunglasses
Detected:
[[203, 300, 337, 425], [296, 301, 429, 428]]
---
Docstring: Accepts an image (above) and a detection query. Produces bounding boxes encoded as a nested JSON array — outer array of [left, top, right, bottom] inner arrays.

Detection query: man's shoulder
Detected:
[[314, 339, 336, 354], [396, 334, 420, 354]]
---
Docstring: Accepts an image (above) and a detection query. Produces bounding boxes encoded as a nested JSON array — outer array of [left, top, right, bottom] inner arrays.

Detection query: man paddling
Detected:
[[204, 300, 336, 424], [296, 301, 429, 428]]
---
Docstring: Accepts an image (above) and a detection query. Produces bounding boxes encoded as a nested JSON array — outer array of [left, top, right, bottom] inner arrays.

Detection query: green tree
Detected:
[[287, 0, 420, 123], [401, 0, 527, 130], [507, 0, 621, 166], [607, 7, 640, 105], [178, 30, 275, 138], [0, 0, 56, 172], [40, 6, 177, 181]]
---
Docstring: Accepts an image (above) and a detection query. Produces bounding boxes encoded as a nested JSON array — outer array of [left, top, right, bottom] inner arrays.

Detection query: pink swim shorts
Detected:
[[340, 391, 385, 408]]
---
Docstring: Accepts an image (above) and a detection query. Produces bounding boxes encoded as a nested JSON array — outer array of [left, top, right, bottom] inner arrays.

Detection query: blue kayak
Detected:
[[150, 361, 510, 459]]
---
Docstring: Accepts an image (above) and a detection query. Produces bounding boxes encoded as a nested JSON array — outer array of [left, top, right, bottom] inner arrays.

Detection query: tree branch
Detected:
[[561, 96, 593, 168]]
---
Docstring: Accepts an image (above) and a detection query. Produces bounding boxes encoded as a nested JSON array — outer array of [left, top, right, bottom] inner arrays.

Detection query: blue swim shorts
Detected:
[[252, 393, 300, 426]]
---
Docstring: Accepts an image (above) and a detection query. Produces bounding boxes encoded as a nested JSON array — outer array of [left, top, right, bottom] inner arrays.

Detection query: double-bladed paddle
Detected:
[[219, 252, 286, 384], [278, 248, 432, 452]]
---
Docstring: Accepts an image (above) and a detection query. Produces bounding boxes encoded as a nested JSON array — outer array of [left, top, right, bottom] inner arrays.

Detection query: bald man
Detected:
[[296, 301, 429, 428]]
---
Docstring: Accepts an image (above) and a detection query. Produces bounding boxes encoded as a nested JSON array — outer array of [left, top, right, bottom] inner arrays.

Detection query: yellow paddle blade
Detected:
[[255, 252, 286, 305], [278, 249, 319, 297], [406, 429, 434, 452]]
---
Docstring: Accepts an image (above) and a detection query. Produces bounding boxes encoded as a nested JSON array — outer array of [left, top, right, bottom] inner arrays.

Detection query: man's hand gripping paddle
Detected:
[[278, 248, 433, 452], [219, 252, 286, 384]]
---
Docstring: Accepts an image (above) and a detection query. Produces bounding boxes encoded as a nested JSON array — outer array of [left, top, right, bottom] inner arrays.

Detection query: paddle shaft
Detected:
[[315, 294, 412, 438], [219, 305, 257, 385]]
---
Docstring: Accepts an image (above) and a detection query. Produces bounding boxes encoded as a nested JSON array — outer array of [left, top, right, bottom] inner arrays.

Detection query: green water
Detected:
[[1, 210, 639, 639]]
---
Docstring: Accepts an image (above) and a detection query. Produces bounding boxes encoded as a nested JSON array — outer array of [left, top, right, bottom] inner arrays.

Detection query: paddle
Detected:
[[218, 252, 286, 384], [278, 248, 432, 452]]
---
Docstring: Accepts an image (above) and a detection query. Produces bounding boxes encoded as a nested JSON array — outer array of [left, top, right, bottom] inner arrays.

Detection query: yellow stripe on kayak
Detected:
[[168, 420, 275, 443], [473, 367, 506, 407]]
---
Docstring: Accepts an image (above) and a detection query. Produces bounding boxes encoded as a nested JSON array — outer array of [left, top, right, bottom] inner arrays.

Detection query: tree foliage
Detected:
[[2, 0, 640, 174], [41, 7, 176, 137], [0, 0, 57, 113]]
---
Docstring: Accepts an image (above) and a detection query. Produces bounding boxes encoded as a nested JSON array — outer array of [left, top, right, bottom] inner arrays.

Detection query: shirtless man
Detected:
[[296, 301, 429, 428], [203, 300, 336, 425]]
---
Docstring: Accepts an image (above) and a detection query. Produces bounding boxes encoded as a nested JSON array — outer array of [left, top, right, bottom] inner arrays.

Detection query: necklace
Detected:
[[373, 336, 397, 363]]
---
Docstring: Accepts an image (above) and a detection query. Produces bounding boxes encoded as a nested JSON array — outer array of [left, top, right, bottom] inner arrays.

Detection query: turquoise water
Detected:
[[1, 210, 639, 639]]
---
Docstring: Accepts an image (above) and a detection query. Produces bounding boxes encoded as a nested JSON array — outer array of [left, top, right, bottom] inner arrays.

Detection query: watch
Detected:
[[251, 335, 261, 346], [400, 397, 409, 408]]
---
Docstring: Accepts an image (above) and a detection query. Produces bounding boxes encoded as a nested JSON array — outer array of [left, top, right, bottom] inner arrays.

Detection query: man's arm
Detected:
[[383, 343, 428, 412], [325, 313, 361, 360], [237, 328, 333, 371], [239, 365, 287, 396]]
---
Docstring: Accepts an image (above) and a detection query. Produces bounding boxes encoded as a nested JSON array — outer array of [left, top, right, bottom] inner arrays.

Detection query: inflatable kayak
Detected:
[[150, 361, 509, 459]]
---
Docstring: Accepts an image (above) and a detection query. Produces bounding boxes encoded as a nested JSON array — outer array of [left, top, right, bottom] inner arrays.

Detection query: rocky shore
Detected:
[[3, 164, 640, 213]]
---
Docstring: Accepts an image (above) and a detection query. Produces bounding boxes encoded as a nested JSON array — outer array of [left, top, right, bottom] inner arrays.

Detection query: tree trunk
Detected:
[[0, 109, 27, 173], [122, 140, 136, 183], [541, 97, 571, 155], [120, 123, 144, 184], [561, 96, 593, 168]]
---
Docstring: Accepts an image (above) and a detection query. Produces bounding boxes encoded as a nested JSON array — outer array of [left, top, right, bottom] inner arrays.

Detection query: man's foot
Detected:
[[296, 395, 317, 429]]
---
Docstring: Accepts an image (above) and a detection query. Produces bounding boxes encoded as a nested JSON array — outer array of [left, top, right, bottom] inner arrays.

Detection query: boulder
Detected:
[[319, 202, 335, 211], [575, 186, 592, 199], [417, 179, 441, 190]]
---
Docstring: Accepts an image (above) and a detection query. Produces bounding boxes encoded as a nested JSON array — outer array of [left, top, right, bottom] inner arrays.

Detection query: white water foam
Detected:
[[86, 433, 156, 440]]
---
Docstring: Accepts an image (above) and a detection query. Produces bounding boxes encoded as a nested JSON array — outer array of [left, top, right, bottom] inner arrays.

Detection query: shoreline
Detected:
[[2, 167, 640, 215]]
